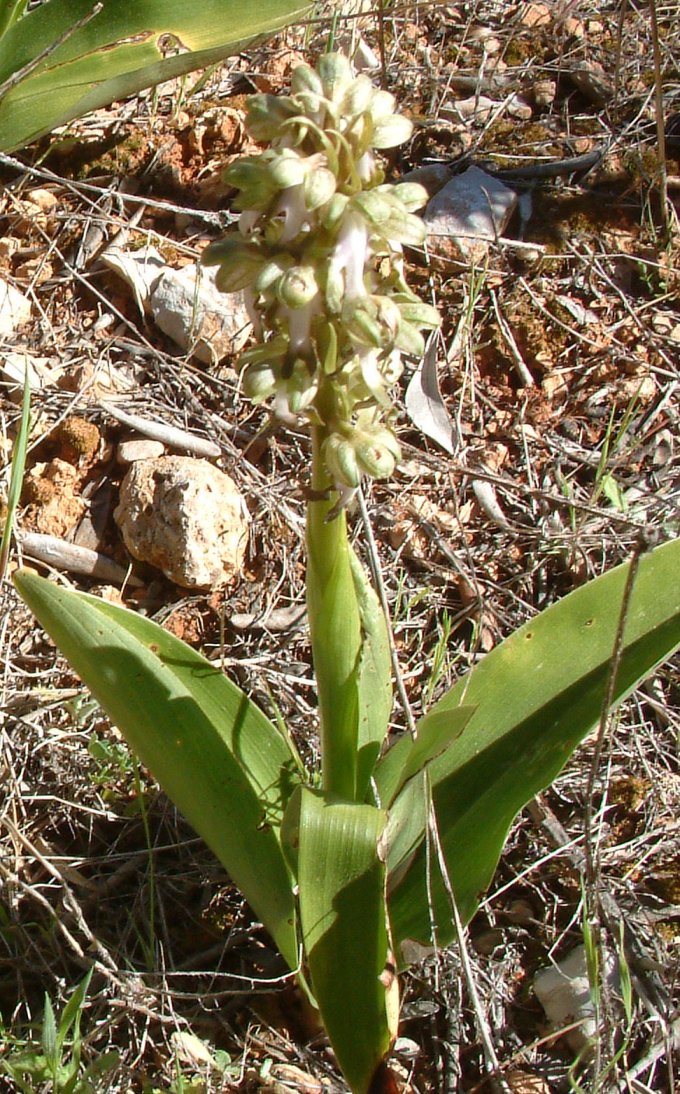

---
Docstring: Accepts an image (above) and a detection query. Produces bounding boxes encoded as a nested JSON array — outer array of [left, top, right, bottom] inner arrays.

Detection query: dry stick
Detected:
[[0, 1, 103, 100], [0, 152, 232, 229], [581, 530, 659, 1081], [527, 794, 676, 1091], [427, 790, 512, 1094], [376, 0, 388, 89], [489, 288, 535, 388], [1, 813, 120, 975], [647, 0, 671, 240], [613, 0, 628, 114], [101, 401, 222, 459], [357, 487, 417, 738], [364, 316, 513, 1079]]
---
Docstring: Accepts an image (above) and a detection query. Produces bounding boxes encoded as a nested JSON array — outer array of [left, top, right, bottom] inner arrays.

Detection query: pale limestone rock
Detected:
[[533, 79, 557, 108], [534, 945, 619, 1054], [1, 351, 61, 397], [424, 166, 518, 263], [150, 263, 251, 364], [443, 94, 496, 124], [0, 278, 31, 335], [115, 456, 249, 589]]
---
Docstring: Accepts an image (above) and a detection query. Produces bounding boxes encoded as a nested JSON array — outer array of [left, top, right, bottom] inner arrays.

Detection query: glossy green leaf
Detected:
[[291, 788, 395, 1094], [13, 570, 301, 969], [387, 537, 680, 964], [0, 0, 312, 152]]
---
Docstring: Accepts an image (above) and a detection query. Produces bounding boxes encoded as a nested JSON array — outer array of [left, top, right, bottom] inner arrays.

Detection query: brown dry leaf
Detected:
[[505, 1069, 552, 1094], [259, 1063, 327, 1093]]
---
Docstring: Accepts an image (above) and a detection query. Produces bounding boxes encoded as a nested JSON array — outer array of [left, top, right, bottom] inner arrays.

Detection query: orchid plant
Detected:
[[14, 50, 680, 1094]]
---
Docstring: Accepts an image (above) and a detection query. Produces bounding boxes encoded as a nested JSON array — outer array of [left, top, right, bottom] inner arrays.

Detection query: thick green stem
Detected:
[[306, 426, 362, 799]]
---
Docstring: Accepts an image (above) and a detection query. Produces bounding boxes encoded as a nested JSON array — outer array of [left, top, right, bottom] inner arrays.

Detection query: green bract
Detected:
[[203, 50, 436, 492]]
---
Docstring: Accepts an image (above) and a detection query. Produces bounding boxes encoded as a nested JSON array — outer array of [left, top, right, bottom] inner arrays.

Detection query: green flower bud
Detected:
[[343, 295, 401, 349], [313, 317, 339, 375], [394, 321, 425, 356], [352, 190, 396, 229], [255, 255, 294, 295], [341, 74, 374, 117], [356, 436, 400, 479], [303, 167, 336, 211], [268, 149, 308, 189], [224, 156, 269, 191], [382, 208, 428, 247], [291, 63, 324, 98], [317, 52, 353, 103], [396, 300, 441, 329], [246, 94, 297, 141], [354, 420, 401, 479], [371, 113, 414, 150], [279, 358, 318, 414], [278, 265, 319, 309], [224, 157, 277, 210], [368, 89, 396, 121], [391, 182, 428, 212], [203, 238, 264, 292], [239, 333, 289, 369], [320, 192, 350, 231], [242, 361, 278, 402], [322, 431, 360, 488]]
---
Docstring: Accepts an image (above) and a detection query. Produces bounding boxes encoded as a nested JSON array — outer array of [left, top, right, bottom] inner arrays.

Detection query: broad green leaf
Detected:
[[387, 538, 680, 964], [349, 549, 393, 801], [13, 570, 301, 969], [375, 707, 475, 894], [375, 705, 475, 808], [0, 0, 312, 152], [291, 788, 395, 1094]]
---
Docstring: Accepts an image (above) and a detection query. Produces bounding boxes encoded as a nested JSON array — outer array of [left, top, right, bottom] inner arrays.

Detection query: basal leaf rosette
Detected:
[[203, 51, 439, 492]]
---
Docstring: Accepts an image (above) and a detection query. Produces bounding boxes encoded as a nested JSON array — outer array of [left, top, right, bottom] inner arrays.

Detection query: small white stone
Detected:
[[507, 93, 533, 120], [444, 95, 496, 123], [116, 439, 166, 464], [115, 456, 249, 589]]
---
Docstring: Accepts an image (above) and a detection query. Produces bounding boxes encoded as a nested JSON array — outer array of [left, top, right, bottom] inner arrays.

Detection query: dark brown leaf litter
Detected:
[[1, 3, 678, 1091]]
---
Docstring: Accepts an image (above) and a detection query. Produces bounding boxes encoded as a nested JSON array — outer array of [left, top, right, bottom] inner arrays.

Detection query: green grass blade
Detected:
[[293, 788, 394, 1094], [387, 538, 680, 962], [13, 570, 301, 968], [0, 0, 312, 152], [0, 368, 30, 582], [0, 0, 28, 39]]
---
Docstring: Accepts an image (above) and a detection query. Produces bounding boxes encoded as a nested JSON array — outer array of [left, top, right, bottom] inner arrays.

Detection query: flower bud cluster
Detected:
[[203, 51, 440, 490]]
